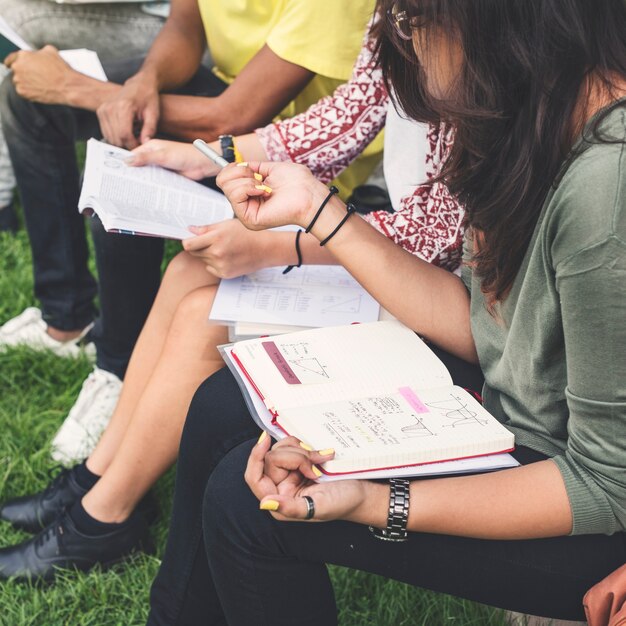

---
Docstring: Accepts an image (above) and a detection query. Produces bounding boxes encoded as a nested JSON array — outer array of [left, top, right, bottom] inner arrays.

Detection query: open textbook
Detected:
[[79, 139, 233, 239], [0, 17, 107, 81], [223, 321, 517, 477], [210, 266, 381, 329]]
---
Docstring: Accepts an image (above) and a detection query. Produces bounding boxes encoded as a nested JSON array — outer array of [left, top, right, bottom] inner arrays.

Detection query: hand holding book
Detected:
[[247, 432, 384, 524]]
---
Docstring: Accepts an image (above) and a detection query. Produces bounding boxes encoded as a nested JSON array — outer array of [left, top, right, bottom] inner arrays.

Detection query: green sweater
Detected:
[[462, 103, 626, 536]]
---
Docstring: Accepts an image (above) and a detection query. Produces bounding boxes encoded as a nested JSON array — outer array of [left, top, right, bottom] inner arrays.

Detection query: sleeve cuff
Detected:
[[256, 124, 292, 163]]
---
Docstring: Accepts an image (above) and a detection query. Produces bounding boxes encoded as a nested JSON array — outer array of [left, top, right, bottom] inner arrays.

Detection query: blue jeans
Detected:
[[0, 0, 165, 209], [148, 362, 626, 625], [0, 59, 227, 377]]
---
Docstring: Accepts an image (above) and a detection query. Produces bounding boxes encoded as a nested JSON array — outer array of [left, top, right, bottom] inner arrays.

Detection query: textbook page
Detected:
[[222, 346, 519, 479], [210, 266, 380, 329], [79, 139, 233, 240], [231, 321, 453, 411]]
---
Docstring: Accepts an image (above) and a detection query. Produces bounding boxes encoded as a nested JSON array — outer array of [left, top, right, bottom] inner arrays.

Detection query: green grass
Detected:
[[0, 204, 509, 625]]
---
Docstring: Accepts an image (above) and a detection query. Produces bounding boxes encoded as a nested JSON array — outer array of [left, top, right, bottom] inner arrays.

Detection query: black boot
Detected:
[[0, 510, 154, 583], [0, 466, 159, 534], [0, 467, 88, 534]]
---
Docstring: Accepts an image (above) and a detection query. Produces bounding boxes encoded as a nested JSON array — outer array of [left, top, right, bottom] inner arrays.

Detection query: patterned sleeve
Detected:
[[363, 124, 465, 272], [256, 31, 389, 183]]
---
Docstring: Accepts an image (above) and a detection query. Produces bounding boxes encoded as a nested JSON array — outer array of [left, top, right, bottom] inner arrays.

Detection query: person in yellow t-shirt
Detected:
[[0, 0, 380, 464], [198, 0, 384, 194]]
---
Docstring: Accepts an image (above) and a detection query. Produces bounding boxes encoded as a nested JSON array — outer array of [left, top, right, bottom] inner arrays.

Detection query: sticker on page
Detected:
[[262, 340, 333, 384]]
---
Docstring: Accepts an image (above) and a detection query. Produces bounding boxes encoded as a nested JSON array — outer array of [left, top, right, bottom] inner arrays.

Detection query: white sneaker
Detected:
[[0, 307, 95, 358], [50, 366, 122, 465]]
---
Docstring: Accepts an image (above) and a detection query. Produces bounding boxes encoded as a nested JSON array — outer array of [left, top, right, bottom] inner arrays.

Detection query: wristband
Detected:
[[219, 135, 242, 164], [283, 230, 303, 274], [369, 478, 410, 542]]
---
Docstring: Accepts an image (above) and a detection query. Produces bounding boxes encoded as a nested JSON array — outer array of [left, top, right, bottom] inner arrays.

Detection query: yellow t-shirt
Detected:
[[197, 0, 383, 197]]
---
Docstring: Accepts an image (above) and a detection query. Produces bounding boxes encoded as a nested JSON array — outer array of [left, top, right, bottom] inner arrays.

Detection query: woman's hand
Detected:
[[182, 219, 277, 279], [127, 139, 217, 180], [217, 162, 331, 231], [4, 46, 78, 105], [245, 433, 379, 524]]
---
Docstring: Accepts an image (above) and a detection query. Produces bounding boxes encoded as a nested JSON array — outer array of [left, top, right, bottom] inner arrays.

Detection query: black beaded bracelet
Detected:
[[305, 186, 339, 234], [319, 203, 357, 247], [282, 229, 303, 274]]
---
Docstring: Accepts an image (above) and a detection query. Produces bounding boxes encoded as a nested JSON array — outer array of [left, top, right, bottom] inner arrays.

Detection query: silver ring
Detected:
[[303, 495, 315, 520]]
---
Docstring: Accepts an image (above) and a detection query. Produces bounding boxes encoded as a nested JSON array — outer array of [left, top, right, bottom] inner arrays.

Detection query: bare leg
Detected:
[[86, 251, 215, 475], [82, 284, 228, 523]]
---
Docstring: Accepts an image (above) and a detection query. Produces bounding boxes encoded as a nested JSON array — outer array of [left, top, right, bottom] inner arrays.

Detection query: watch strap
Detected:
[[369, 478, 410, 542]]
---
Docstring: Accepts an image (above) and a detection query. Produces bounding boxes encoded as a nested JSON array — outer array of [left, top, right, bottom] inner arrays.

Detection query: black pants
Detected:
[[0, 58, 227, 379], [148, 363, 626, 625]]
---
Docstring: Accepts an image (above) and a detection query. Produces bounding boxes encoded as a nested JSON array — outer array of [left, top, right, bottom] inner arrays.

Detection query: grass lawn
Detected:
[[0, 201, 510, 625]]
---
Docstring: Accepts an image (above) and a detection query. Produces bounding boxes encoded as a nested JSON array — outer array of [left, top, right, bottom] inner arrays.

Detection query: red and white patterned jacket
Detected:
[[256, 34, 464, 272]]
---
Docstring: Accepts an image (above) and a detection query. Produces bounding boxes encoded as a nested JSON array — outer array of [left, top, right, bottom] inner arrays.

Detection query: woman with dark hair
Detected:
[[147, 0, 626, 623]]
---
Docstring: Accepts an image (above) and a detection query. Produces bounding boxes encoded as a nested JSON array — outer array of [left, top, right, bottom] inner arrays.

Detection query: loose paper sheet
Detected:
[[59, 49, 107, 82], [210, 266, 380, 328]]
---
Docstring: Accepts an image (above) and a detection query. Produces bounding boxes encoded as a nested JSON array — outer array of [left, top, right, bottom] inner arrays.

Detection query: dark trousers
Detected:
[[0, 59, 227, 378], [147, 363, 626, 625]]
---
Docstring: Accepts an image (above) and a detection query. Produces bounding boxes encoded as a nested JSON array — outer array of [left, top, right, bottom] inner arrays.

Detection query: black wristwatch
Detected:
[[219, 134, 237, 164], [369, 478, 410, 542]]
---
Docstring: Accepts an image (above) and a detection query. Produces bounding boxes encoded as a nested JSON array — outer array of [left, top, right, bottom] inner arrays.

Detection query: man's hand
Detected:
[[4, 46, 78, 105], [182, 219, 277, 279], [96, 71, 160, 148]]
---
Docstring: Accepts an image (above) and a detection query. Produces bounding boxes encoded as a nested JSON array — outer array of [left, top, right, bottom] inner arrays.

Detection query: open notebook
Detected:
[[225, 320, 515, 476], [79, 139, 233, 239]]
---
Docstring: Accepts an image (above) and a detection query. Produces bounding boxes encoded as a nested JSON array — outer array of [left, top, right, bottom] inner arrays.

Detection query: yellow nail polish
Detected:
[[299, 442, 313, 451], [260, 500, 280, 511], [254, 173, 263, 181], [255, 184, 273, 193], [312, 465, 323, 478], [236, 162, 249, 167], [319, 448, 335, 456], [257, 431, 267, 444]]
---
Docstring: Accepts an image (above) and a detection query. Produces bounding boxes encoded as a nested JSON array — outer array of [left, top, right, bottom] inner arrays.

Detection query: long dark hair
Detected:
[[375, 0, 626, 303]]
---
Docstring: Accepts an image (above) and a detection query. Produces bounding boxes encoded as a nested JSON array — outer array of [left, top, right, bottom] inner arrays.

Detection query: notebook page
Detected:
[[231, 321, 452, 411], [279, 385, 514, 474], [79, 139, 233, 239]]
